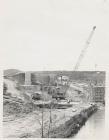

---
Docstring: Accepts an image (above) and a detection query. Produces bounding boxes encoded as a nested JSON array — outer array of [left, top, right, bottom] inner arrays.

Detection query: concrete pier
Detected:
[[25, 72, 31, 85]]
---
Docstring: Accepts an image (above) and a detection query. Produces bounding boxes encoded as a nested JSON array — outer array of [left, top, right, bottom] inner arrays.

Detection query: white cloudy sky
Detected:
[[0, 0, 109, 71]]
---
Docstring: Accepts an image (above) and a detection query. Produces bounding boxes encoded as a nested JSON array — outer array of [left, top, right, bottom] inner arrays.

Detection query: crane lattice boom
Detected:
[[74, 26, 96, 71]]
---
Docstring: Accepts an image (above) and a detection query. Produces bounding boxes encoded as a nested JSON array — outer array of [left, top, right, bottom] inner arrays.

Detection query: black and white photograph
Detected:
[[3, 70, 105, 138], [0, 0, 109, 139]]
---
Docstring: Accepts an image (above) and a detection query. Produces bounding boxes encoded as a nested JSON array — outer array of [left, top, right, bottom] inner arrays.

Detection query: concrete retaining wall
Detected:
[[20, 85, 41, 92], [49, 105, 97, 138]]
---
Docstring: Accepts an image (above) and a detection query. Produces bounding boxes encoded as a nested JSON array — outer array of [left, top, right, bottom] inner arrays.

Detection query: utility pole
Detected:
[[41, 104, 44, 138], [48, 102, 52, 138]]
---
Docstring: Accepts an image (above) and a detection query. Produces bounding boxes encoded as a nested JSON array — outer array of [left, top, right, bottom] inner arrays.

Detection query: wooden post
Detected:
[[48, 102, 52, 138], [41, 104, 44, 138]]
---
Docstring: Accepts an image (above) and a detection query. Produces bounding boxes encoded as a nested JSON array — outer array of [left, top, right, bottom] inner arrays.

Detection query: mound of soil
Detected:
[[3, 94, 38, 117]]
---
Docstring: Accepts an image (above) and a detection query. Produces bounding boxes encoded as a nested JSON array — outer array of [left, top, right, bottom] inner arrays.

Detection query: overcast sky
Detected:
[[0, 0, 109, 71]]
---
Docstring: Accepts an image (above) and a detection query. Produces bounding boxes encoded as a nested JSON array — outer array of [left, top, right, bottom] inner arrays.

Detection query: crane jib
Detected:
[[74, 26, 96, 71]]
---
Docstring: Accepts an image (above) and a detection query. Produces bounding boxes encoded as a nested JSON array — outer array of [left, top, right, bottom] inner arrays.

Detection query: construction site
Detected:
[[3, 26, 105, 138], [3, 68, 105, 138]]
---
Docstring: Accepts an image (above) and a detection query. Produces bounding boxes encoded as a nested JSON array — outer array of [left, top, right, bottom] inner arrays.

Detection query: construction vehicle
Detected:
[[51, 26, 96, 101], [52, 92, 65, 100]]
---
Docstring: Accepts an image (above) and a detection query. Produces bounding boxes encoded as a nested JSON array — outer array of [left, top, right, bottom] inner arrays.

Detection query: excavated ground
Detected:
[[3, 78, 97, 138], [3, 99, 96, 138]]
